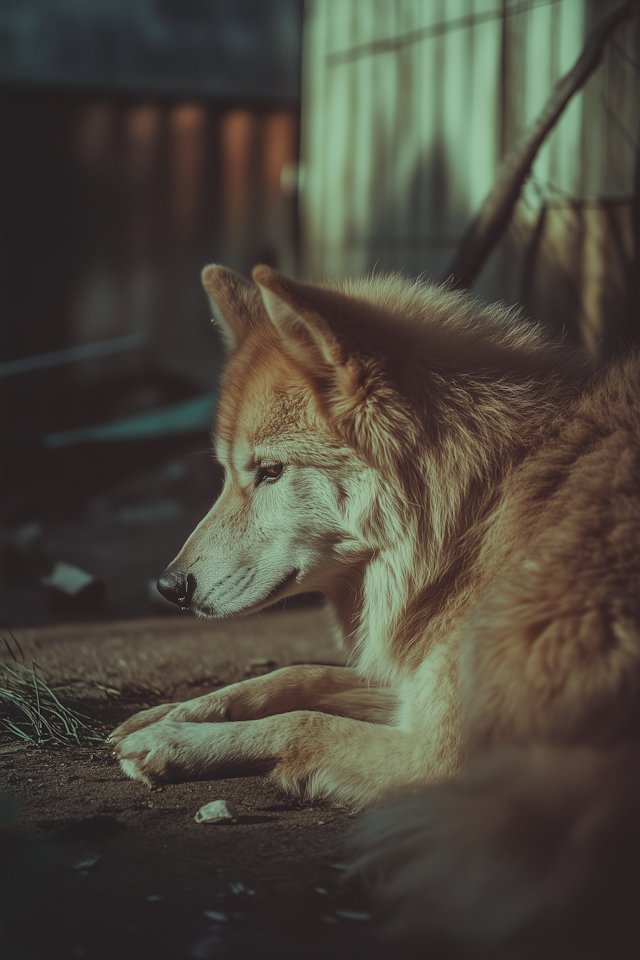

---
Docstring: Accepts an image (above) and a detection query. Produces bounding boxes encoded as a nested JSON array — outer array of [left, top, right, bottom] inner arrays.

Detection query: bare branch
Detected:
[[444, 0, 636, 289]]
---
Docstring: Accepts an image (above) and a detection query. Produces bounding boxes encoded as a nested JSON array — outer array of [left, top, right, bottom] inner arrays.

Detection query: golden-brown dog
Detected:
[[111, 265, 640, 955]]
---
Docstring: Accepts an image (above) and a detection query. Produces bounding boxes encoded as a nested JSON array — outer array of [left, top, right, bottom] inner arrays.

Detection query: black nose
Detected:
[[156, 570, 196, 609]]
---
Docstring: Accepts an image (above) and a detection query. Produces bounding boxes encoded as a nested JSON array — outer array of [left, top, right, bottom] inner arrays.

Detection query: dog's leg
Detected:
[[110, 665, 394, 744], [115, 704, 460, 804]]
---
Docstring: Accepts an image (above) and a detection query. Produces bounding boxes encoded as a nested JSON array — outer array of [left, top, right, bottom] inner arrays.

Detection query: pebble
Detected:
[[203, 910, 228, 922], [335, 909, 372, 922], [72, 854, 101, 870], [194, 799, 239, 824]]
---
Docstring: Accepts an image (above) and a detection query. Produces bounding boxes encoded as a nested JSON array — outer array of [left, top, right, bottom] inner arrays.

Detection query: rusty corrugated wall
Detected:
[[1, 93, 299, 384], [300, 0, 639, 351]]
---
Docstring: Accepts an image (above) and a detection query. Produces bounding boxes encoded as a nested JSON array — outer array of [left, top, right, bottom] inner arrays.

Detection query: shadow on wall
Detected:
[[519, 197, 638, 354], [359, 137, 470, 283], [339, 133, 637, 354], [336, 133, 529, 333]]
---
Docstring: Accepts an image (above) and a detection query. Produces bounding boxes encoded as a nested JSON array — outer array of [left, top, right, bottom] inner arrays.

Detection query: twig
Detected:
[[327, 0, 563, 66], [444, 0, 636, 289], [2, 634, 18, 662]]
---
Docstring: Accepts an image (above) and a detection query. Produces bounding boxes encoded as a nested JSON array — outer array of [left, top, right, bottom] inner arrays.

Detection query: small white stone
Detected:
[[203, 910, 227, 922], [194, 799, 239, 824], [334, 909, 372, 922], [72, 853, 101, 870]]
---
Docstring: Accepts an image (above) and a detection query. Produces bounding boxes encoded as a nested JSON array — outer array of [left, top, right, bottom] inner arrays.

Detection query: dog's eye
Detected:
[[256, 463, 284, 486]]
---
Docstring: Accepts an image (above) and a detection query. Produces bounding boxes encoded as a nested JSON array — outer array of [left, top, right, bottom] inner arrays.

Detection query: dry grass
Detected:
[[0, 632, 104, 747]]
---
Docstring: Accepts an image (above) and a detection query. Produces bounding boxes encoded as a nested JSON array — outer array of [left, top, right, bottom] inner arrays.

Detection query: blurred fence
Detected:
[[1, 91, 299, 385], [301, 0, 640, 351]]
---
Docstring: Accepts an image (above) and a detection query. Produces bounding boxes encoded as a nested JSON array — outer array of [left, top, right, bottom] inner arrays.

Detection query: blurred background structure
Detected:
[[0, 0, 638, 626], [301, 0, 640, 353], [1, 0, 302, 384], [0, 0, 303, 624]]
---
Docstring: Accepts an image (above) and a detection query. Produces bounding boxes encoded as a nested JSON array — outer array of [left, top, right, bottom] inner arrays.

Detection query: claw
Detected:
[[119, 755, 155, 787]]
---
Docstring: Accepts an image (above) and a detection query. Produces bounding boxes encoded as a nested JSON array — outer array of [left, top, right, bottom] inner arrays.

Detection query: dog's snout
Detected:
[[156, 570, 196, 609]]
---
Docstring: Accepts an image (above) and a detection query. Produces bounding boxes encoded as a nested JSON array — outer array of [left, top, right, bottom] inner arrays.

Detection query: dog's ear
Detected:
[[252, 265, 360, 397], [201, 264, 256, 351]]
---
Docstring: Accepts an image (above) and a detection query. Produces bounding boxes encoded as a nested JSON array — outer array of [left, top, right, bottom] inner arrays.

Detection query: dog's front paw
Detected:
[[115, 721, 196, 786], [115, 719, 262, 785], [109, 702, 179, 746]]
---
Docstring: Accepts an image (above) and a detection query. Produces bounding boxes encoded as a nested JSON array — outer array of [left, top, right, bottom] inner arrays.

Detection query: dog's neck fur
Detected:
[[327, 321, 592, 686], [207, 268, 593, 687]]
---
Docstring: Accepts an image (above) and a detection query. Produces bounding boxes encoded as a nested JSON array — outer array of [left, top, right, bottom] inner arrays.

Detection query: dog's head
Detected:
[[157, 264, 423, 618]]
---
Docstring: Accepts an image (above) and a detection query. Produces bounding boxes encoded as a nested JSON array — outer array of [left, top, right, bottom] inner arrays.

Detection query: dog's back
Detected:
[[353, 349, 640, 958]]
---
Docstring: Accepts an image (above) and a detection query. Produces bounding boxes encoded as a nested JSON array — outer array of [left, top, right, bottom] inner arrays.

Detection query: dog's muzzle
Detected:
[[156, 570, 196, 609]]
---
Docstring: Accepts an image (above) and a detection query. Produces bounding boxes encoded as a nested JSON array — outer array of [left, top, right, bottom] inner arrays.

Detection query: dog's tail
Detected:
[[349, 744, 640, 959]]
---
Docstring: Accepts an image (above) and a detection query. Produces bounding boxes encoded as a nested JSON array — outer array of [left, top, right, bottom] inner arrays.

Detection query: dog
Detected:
[[111, 264, 640, 955]]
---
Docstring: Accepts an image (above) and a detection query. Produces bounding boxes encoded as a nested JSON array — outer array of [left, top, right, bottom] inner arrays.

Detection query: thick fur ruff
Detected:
[[110, 264, 640, 954]]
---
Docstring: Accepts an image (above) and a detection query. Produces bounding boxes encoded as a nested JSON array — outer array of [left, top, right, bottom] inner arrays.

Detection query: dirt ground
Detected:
[[0, 391, 430, 960], [0, 611, 407, 960], [0, 398, 409, 960]]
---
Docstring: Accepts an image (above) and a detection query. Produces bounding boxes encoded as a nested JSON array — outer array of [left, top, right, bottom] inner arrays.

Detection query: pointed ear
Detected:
[[201, 264, 257, 351], [252, 265, 359, 396]]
